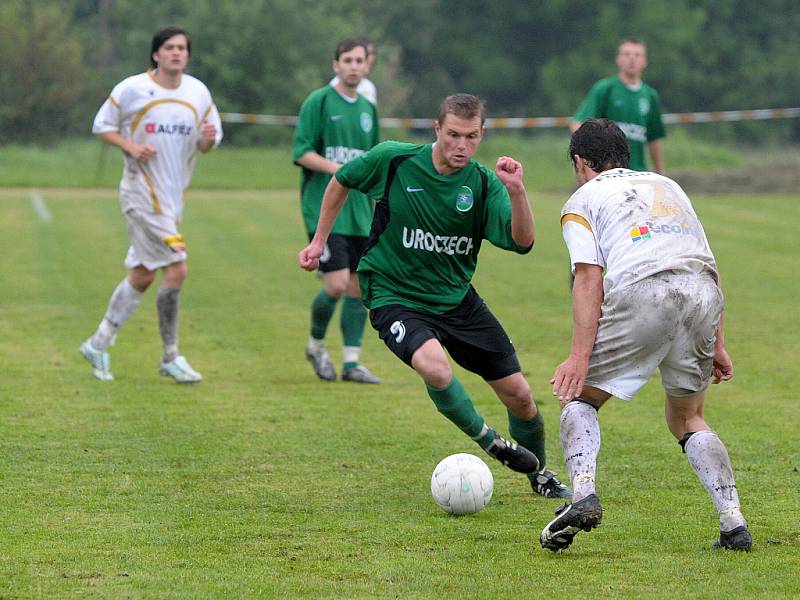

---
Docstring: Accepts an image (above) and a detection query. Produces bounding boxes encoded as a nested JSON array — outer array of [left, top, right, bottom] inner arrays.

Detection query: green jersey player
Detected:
[[299, 94, 571, 499], [571, 38, 665, 173], [293, 38, 381, 384]]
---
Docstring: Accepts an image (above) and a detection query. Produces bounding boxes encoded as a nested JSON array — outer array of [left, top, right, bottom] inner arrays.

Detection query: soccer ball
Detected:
[[430, 453, 494, 515]]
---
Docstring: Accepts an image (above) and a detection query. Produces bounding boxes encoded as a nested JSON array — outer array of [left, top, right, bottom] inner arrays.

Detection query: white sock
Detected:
[[684, 430, 747, 532], [343, 345, 361, 365], [307, 336, 325, 353], [91, 278, 142, 350], [560, 401, 601, 502]]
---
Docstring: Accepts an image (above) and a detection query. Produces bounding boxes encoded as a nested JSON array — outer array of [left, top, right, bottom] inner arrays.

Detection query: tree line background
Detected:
[[2, 0, 798, 145]]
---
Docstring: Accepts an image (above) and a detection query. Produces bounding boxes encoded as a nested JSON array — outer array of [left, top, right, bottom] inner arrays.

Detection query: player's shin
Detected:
[[311, 289, 339, 340], [681, 431, 747, 532], [157, 285, 180, 362], [341, 296, 367, 369], [426, 377, 488, 442], [508, 409, 547, 470], [561, 400, 601, 502], [91, 277, 143, 350]]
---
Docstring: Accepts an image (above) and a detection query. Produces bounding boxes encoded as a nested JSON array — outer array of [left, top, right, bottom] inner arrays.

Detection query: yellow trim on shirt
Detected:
[[140, 168, 162, 214], [108, 95, 120, 109], [130, 99, 200, 135], [561, 213, 593, 233], [201, 105, 213, 122]]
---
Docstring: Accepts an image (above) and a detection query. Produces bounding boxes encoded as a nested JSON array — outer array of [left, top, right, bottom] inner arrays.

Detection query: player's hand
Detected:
[[298, 240, 325, 271], [711, 347, 733, 383], [128, 142, 157, 162], [495, 156, 525, 191], [550, 355, 588, 402], [199, 121, 217, 142]]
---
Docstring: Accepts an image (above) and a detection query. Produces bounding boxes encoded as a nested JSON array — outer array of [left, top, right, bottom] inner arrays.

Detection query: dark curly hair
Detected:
[[569, 118, 630, 172]]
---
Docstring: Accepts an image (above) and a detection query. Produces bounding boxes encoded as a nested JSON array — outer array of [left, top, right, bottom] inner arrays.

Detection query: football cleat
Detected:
[[305, 346, 336, 381], [159, 355, 203, 383], [80, 339, 114, 381], [484, 434, 540, 474], [341, 365, 381, 384], [713, 525, 752, 552], [540, 493, 603, 551], [531, 469, 574, 499]]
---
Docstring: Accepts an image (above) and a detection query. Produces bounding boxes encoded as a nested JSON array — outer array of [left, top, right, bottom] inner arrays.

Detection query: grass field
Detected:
[[0, 181, 798, 597]]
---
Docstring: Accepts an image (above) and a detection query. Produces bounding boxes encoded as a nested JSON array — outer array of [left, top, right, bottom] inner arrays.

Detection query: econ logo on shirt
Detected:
[[455, 186, 474, 212], [630, 225, 651, 243]]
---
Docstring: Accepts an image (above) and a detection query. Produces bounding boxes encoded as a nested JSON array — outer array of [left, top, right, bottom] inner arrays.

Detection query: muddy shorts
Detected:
[[123, 207, 187, 271], [586, 271, 723, 399]]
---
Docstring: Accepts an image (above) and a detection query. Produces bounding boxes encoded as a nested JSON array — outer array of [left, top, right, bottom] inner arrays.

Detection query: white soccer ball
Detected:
[[430, 453, 494, 515]]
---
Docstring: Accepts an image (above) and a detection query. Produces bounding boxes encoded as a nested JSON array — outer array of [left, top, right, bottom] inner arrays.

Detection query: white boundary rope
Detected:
[[220, 107, 800, 129]]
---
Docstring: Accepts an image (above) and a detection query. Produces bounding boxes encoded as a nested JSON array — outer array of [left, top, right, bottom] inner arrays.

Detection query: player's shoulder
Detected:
[[591, 75, 618, 92], [641, 81, 661, 98], [111, 71, 150, 93], [299, 85, 334, 110], [369, 140, 425, 160], [181, 72, 212, 93]]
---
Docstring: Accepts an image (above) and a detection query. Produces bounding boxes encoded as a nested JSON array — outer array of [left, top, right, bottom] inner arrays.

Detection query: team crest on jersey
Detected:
[[360, 112, 373, 133], [639, 98, 650, 115], [455, 186, 474, 212]]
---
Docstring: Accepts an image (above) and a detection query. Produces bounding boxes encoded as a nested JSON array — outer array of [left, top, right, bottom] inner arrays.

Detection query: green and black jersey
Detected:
[[335, 141, 531, 314], [292, 85, 380, 236], [573, 76, 665, 171]]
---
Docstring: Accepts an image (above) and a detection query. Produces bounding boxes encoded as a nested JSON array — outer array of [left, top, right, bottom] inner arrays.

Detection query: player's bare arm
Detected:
[[648, 139, 665, 174], [197, 121, 217, 153], [495, 156, 535, 247], [551, 262, 604, 401], [298, 176, 350, 271], [296, 151, 341, 175], [97, 131, 156, 162]]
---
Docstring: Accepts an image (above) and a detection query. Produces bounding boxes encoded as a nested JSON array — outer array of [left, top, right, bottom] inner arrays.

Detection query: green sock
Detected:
[[426, 377, 487, 440], [340, 296, 367, 346], [311, 290, 339, 340], [507, 409, 547, 477]]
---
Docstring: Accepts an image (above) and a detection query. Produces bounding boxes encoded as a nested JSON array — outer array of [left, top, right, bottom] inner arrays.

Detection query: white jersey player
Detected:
[[80, 26, 222, 383], [540, 119, 750, 553]]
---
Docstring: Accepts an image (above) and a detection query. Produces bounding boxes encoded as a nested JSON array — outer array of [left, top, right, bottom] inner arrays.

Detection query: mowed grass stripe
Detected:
[[0, 190, 798, 597]]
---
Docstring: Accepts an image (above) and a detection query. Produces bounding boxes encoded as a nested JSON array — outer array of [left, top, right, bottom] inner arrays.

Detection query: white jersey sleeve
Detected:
[[561, 212, 603, 273]]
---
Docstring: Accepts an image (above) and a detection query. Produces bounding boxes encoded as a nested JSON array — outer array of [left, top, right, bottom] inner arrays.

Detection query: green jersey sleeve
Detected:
[[292, 90, 323, 163], [573, 78, 612, 121], [482, 169, 532, 254]]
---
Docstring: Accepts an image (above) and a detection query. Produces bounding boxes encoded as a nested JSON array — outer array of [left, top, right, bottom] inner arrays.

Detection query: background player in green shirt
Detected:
[[570, 37, 666, 173], [293, 39, 381, 384], [299, 94, 572, 499]]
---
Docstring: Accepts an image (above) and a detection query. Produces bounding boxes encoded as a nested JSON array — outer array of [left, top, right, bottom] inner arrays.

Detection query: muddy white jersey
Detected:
[[92, 70, 222, 220], [560, 168, 717, 295]]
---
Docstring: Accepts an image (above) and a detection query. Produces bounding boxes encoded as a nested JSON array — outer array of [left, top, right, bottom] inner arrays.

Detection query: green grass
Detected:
[[0, 130, 746, 193], [0, 186, 797, 598]]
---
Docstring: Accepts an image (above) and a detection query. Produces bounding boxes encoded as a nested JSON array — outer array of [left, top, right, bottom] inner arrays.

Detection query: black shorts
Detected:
[[308, 233, 369, 273], [369, 287, 521, 381]]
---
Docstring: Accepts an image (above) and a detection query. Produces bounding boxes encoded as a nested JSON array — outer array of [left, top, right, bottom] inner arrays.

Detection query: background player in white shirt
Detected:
[[80, 26, 222, 383], [330, 37, 377, 104], [540, 119, 750, 552]]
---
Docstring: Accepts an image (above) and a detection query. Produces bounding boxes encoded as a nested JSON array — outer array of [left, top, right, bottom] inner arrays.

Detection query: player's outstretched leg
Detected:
[[540, 399, 602, 550], [81, 277, 144, 381], [680, 430, 751, 551], [340, 296, 380, 384], [426, 378, 539, 473]]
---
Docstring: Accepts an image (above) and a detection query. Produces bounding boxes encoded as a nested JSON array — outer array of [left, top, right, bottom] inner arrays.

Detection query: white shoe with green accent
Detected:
[[159, 356, 203, 383], [80, 339, 114, 381]]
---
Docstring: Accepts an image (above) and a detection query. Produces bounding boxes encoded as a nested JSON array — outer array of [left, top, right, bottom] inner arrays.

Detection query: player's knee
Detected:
[[163, 262, 188, 287], [419, 361, 452, 389]]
